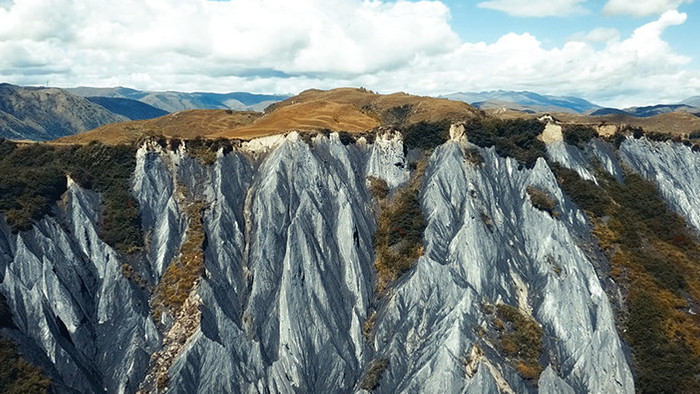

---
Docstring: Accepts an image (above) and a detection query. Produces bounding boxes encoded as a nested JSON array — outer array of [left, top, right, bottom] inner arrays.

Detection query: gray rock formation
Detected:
[[619, 137, 700, 233], [6, 129, 698, 393]]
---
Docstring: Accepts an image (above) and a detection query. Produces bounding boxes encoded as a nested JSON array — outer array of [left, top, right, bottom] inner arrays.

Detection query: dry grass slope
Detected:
[[56, 110, 262, 145]]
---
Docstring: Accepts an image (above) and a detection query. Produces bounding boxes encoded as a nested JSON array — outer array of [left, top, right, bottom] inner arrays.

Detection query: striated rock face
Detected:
[[0, 178, 159, 393], [618, 138, 700, 233], [2, 130, 698, 393], [371, 142, 632, 393]]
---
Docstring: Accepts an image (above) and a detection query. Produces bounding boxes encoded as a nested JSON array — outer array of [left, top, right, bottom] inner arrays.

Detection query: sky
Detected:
[[0, 0, 699, 107]]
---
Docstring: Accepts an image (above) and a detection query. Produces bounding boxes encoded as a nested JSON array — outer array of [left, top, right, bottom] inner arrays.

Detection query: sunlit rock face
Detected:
[[7, 131, 699, 393]]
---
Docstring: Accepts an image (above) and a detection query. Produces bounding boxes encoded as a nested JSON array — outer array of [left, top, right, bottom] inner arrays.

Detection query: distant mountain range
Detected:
[[66, 87, 289, 113], [440, 90, 602, 114], [442, 90, 700, 119]]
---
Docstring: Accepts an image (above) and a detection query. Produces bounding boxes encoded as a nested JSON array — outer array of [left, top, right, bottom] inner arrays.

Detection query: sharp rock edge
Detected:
[[4, 130, 699, 393]]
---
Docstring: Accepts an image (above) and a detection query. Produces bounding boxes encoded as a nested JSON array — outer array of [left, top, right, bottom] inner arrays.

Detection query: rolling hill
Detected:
[[0, 83, 127, 141]]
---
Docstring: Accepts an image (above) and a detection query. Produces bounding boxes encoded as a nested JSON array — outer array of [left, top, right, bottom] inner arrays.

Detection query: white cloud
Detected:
[[364, 10, 694, 106], [603, 0, 693, 17], [569, 27, 621, 43], [476, 0, 588, 17], [0, 1, 697, 106]]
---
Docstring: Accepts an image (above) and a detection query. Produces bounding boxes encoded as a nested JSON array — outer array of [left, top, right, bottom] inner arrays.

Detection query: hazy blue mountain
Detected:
[[86, 96, 168, 120], [67, 86, 289, 113], [441, 90, 601, 114], [589, 107, 629, 116], [681, 96, 700, 107], [621, 104, 700, 118]]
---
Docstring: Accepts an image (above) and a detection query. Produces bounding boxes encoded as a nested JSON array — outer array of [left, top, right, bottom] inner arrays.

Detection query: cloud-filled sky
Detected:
[[0, 0, 698, 107]]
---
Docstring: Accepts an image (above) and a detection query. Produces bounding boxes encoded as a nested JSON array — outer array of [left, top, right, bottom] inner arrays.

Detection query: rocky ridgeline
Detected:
[[1, 125, 699, 393]]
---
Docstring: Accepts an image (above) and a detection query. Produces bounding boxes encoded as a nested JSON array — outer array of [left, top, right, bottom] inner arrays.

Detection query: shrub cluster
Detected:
[[401, 120, 452, 151], [464, 148, 484, 166], [373, 186, 426, 293], [0, 139, 142, 254], [526, 186, 558, 218], [360, 358, 389, 391], [488, 303, 544, 381], [463, 118, 546, 168], [366, 177, 389, 200], [152, 195, 207, 323], [185, 137, 238, 166], [552, 164, 700, 393], [0, 338, 50, 394], [0, 295, 50, 393], [562, 124, 597, 147]]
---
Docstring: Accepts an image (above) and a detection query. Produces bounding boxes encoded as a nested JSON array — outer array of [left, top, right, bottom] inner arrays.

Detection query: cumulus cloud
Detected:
[[0, 0, 697, 106], [603, 0, 693, 17], [476, 0, 588, 17], [0, 0, 459, 87]]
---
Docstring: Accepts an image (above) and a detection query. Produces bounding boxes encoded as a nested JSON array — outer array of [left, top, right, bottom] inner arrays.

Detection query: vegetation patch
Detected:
[[152, 191, 207, 323], [401, 120, 452, 151], [562, 124, 597, 147], [367, 176, 389, 200], [0, 139, 142, 254], [552, 164, 700, 393], [526, 186, 559, 218], [485, 303, 544, 382], [0, 338, 50, 394], [360, 358, 389, 391], [185, 137, 237, 166], [373, 186, 426, 294], [363, 310, 377, 342], [463, 118, 546, 168], [464, 148, 484, 166], [0, 295, 50, 393]]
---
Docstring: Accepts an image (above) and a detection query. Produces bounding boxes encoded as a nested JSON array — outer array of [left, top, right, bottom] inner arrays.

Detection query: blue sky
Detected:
[[446, 0, 699, 66], [0, 0, 698, 107]]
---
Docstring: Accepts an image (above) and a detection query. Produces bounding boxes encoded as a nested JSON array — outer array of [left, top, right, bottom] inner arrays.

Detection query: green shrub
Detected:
[[464, 118, 546, 168], [0, 140, 142, 254], [387, 104, 412, 125], [337, 131, 356, 145], [373, 186, 426, 293], [185, 137, 238, 165], [401, 120, 452, 151], [562, 124, 597, 147], [526, 186, 558, 218]]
